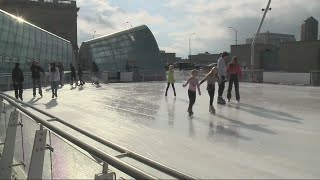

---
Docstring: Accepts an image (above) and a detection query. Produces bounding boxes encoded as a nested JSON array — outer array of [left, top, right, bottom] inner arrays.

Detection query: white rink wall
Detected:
[[263, 72, 310, 85]]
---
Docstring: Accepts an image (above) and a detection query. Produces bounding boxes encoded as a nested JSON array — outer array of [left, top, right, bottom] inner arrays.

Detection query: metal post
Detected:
[[228, 27, 238, 45], [188, 33, 196, 63], [251, 0, 271, 69]]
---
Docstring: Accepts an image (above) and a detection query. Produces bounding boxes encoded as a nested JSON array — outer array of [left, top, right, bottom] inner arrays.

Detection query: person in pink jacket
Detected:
[[227, 56, 242, 102]]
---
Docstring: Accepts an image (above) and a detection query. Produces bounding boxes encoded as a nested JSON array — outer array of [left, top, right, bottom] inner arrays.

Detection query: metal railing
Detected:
[[0, 92, 197, 179]]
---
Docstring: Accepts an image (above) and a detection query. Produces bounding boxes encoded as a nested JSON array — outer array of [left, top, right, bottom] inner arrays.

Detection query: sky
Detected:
[[76, 0, 320, 58]]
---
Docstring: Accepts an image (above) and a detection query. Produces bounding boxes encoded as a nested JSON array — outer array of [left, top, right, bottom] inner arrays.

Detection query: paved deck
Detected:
[[6, 81, 320, 178]]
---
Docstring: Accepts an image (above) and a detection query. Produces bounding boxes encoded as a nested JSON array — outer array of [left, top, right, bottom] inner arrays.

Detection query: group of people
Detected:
[[165, 52, 242, 116], [11, 61, 100, 100]]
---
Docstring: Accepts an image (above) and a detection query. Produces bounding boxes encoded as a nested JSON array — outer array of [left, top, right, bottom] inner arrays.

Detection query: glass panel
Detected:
[[46, 35, 52, 62], [52, 37, 58, 61], [50, 132, 102, 179], [27, 26, 35, 60]]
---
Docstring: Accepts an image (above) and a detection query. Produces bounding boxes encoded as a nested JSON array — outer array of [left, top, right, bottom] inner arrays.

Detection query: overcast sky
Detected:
[[76, 0, 320, 58]]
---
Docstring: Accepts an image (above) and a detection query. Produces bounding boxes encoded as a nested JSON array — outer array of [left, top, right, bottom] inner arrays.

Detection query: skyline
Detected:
[[77, 0, 320, 58]]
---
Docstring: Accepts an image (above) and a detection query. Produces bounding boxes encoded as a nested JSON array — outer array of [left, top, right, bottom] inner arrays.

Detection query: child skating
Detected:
[[200, 67, 220, 114], [165, 65, 176, 96], [183, 70, 201, 116]]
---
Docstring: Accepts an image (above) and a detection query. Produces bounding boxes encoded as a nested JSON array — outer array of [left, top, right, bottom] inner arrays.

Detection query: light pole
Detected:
[[93, 31, 96, 39], [189, 33, 196, 63], [251, 0, 271, 70], [126, 21, 133, 28], [228, 27, 238, 45]]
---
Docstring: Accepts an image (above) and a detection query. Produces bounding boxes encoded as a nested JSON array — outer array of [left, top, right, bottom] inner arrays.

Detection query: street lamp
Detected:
[[93, 31, 96, 39], [126, 21, 133, 28], [228, 27, 238, 45], [189, 33, 196, 63], [251, 0, 271, 70]]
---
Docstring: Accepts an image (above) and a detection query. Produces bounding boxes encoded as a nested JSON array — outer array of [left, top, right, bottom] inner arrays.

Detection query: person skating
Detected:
[[30, 60, 45, 97], [49, 63, 60, 98], [12, 63, 24, 100], [78, 64, 85, 86], [57, 62, 64, 87], [227, 56, 242, 102], [217, 52, 229, 105], [183, 70, 201, 116], [92, 61, 100, 85], [200, 67, 220, 113], [165, 65, 176, 96], [70, 64, 78, 86]]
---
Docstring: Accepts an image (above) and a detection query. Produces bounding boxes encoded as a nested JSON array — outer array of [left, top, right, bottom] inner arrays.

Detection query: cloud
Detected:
[[77, 0, 320, 57]]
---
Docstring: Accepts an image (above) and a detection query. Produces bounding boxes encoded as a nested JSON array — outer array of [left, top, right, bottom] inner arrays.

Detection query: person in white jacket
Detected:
[[217, 52, 229, 104], [49, 62, 60, 99]]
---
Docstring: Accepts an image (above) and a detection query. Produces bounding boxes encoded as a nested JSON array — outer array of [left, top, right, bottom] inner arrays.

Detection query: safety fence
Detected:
[[0, 92, 197, 179]]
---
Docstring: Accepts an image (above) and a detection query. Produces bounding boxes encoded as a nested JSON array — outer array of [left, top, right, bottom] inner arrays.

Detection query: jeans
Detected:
[[13, 83, 23, 99], [218, 76, 225, 97], [32, 78, 42, 96], [188, 90, 196, 110], [227, 74, 240, 100], [207, 85, 215, 105], [70, 74, 77, 85], [51, 81, 58, 95]]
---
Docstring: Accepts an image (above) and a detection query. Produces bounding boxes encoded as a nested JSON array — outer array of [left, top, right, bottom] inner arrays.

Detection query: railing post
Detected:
[[0, 109, 19, 179], [28, 129, 48, 180], [94, 162, 116, 180]]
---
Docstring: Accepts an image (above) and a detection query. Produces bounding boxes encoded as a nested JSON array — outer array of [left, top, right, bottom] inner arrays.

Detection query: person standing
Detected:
[[183, 70, 201, 116], [165, 65, 176, 96], [12, 63, 24, 100], [200, 67, 220, 113], [92, 61, 100, 85], [217, 52, 228, 105], [57, 62, 64, 87], [78, 64, 85, 86], [30, 60, 45, 97], [49, 63, 60, 99], [70, 64, 78, 86], [227, 56, 242, 102]]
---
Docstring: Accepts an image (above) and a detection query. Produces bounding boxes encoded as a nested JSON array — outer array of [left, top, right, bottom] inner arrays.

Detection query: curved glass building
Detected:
[[79, 25, 165, 81], [0, 9, 74, 73]]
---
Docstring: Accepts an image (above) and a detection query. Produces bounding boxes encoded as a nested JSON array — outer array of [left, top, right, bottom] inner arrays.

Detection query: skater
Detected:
[[30, 60, 45, 97], [78, 64, 85, 86], [165, 65, 176, 96], [49, 63, 60, 98], [92, 61, 100, 85], [217, 51, 229, 105], [200, 67, 220, 113], [183, 70, 201, 115], [227, 56, 242, 102], [12, 63, 24, 100], [57, 62, 64, 87], [70, 64, 78, 86]]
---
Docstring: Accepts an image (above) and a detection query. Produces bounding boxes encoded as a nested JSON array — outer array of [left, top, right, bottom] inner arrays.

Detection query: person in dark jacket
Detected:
[[91, 61, 100, 85], [12, 63, 24, 100], [57, 62, 64, 87], [30, 60, 45, 97], [70, 64, 78, 86], [78, 64, 85, 86]]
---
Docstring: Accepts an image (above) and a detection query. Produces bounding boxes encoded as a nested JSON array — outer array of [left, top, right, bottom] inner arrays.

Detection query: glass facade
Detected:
[[79, 25, 165, 77], [0, 9, 74, 73]]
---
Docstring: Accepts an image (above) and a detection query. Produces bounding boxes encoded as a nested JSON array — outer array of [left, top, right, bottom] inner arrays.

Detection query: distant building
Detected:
[[160, 50, 176, 65], [0, 0, 79, 52], [301, 16, 318, 41], [231, 40, 320, 72], [189, 52, 221, 65], [246, 31, 296, 46]]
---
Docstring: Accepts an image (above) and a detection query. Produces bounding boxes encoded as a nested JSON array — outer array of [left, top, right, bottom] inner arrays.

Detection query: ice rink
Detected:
[[6, 81, 320, 179]]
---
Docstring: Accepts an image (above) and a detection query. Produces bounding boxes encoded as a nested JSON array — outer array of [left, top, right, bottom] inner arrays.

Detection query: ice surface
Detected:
[[6, 80, 320, 179]]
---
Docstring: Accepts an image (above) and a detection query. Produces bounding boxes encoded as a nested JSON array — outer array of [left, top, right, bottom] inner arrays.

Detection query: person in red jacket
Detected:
[[227, 56, 242, 102]]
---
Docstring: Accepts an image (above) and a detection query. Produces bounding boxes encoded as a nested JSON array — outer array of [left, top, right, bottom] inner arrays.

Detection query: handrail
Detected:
[[0, 92, 197, 179], [0, 93, 156, 179]]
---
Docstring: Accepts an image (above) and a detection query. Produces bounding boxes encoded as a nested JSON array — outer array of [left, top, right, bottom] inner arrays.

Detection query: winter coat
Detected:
[[78, 67, 83, 76], [30, 65, 45, 79], [70, 66, 76, 76], [12, 67, 24, 84], [92, 63, 99, 73]]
